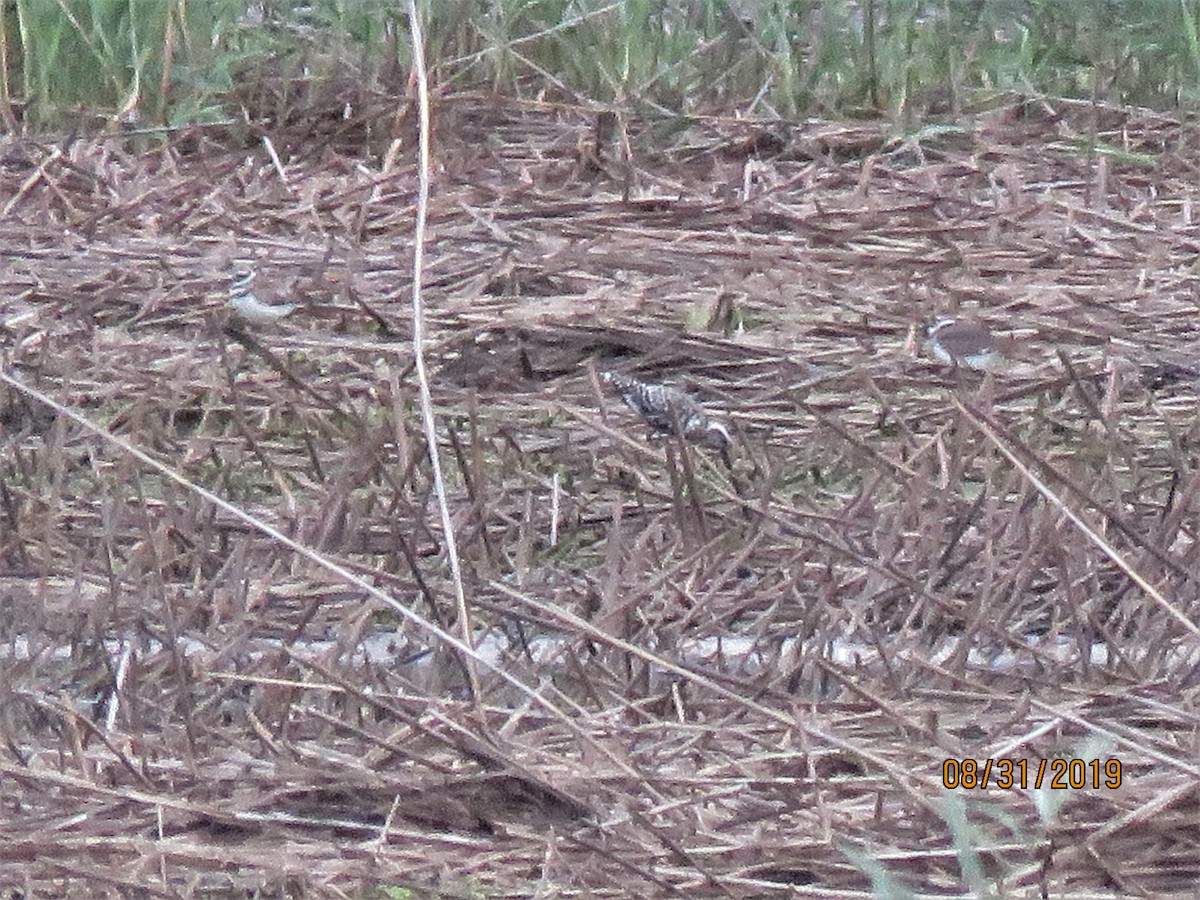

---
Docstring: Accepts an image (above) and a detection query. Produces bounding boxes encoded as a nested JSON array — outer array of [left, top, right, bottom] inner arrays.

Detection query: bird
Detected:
[[600, 371, 732, 467], [925, 318, 1004, 371], [225, 269, 297, 324]]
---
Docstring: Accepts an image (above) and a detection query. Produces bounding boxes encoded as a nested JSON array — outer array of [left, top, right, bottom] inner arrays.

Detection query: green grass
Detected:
[[5, 0, 1200, 131]]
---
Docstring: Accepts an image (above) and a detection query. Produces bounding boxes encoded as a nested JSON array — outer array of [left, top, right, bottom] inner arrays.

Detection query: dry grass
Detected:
[[2, 91, 1200, 896]]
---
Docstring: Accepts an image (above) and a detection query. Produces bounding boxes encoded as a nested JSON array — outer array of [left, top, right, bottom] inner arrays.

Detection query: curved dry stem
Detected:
[[406, 0, 480, 703]]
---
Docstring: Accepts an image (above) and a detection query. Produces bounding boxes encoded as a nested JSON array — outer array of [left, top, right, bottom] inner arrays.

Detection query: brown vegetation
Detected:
[[2, 93, 1199, 896]]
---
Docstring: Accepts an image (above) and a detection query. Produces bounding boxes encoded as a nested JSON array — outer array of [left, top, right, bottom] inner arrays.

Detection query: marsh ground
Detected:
[[3, 93, 1200, 896]]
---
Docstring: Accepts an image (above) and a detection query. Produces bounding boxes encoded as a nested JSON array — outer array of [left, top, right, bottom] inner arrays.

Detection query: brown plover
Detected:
[[925, 318, 1003, 371], [226, 269, 296, 324]]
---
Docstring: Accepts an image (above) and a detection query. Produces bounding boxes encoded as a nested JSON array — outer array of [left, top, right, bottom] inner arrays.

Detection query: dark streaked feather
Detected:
[[600, 371, 732, 460]]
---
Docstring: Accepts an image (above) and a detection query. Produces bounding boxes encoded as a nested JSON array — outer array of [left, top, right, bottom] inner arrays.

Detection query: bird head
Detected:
[[703, 421, 735, 470], [700, 420, 732, 451], [229, 269, 257, 295]]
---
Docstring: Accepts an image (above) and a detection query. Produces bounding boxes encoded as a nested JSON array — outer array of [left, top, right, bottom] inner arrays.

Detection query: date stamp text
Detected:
[[942, 758, 1123, 790]]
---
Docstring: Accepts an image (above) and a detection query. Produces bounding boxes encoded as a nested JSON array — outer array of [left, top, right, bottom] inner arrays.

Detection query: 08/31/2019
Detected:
[[942, 758, 1123, 790]]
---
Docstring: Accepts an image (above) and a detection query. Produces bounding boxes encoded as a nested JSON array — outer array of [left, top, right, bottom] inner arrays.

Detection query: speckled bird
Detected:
[[601, 371, 732, 466]]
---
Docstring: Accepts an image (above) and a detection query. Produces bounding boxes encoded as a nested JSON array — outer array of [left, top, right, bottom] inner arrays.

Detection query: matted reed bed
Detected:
[[2, 93, 1199, 896]]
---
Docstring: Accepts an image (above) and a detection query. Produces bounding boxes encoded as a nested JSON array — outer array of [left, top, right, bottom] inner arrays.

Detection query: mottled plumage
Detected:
[[601, 371, 732, 464]]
